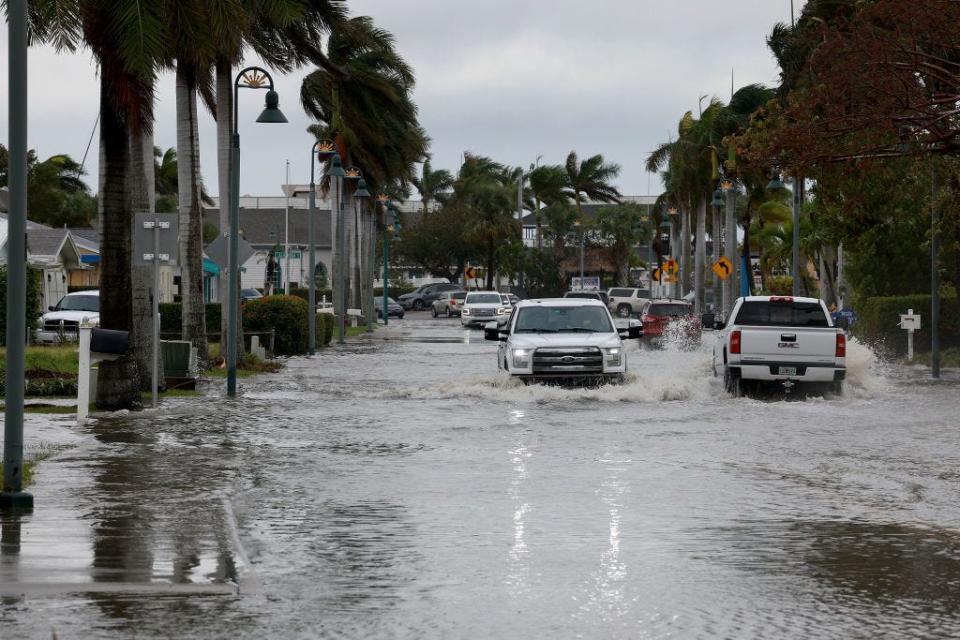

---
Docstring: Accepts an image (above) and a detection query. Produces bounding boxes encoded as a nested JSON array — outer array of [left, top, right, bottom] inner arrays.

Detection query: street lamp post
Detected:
[[382, 203, 399, 326], [350, 177, 372, 330], [711, 188, 725, 313], [2, 0, 32, 511], [308, 140, 336, 355], [325, 154, 347, 344], [227, 67, 287, 397]]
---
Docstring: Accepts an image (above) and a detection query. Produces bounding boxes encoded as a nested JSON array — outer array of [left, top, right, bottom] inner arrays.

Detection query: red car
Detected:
[[640, 300, 701, 346]]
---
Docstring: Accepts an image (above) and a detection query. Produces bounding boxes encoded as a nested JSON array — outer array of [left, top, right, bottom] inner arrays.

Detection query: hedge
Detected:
[[290, 286, 333, 304], [854, 293, 960, 356], [315, 312, 334, 346], [242, 295, 309, 356], [159, 303, 223, 339], [0, 266, 42, 347]]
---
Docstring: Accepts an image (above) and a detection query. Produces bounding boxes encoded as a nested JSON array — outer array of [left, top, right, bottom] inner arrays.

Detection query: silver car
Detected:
[[432, 291, 467, 317]]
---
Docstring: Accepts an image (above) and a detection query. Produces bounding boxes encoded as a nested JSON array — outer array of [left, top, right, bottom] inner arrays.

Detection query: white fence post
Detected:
[[77, 323, 92, 423]]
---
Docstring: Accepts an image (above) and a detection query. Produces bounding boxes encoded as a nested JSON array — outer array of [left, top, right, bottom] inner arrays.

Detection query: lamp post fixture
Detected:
[[227, 66, 287, 397], [2, 0, 32, 511], [320, 153, 348, 343], [350, 176, 372, 331], [344, 166, 362, 315], [377, 194, 391, 326], [721, 180, 738, 318], [308, 140, 336, 355]]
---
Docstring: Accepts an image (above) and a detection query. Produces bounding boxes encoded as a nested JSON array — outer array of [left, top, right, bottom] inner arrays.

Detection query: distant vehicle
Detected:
[[35, 291, 100, 344], [398, 282, 463, 310], [564, 290, 610, 307], [461, 292, 510, 327], [712, 296, 846, 396], [375, 297, 405, 319], [432, 291, 467, 317], [485, 297, 642, 385], [607, 287, 650, 318], [502, 293, 521, 306], [639, 299, 700, 346], [241, 288, 263, 301]]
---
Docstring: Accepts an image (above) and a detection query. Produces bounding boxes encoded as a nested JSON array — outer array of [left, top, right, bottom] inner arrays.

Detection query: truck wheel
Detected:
[[617, 304, 632, 318], [724, 368, 743, 398], [413, 299, 425, 310], [831, 381, 844, 396]]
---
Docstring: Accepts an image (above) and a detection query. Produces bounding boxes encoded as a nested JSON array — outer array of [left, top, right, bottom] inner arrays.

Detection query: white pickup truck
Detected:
[[712, 296, 846, 396], [485, 298, 642, 385]]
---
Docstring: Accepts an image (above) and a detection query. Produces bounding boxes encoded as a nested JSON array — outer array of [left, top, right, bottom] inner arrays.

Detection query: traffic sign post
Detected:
[[899, 309, 922, 362], [135, 213, 179, 408], [712, 256, 733, 280]]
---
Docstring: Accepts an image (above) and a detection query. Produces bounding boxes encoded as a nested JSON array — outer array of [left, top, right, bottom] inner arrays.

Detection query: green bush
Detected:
[[242, 295, 309, 356], [0, 266, 42, 346], [158, 302, 222, 340], [854, 293, 960, 356], [314, 312, 335, 347], [290, 286, 333, 304]]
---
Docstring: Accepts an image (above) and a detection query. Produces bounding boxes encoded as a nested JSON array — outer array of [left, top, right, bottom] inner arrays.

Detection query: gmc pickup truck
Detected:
[[712, 296, 846, 396]]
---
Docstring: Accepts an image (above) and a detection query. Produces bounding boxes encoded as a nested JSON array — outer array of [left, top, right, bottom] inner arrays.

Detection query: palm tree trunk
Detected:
[[176, 64, 208, 362], [695, 199, 706, 313], [96, 81, 141, 410], [361, 205, 373, 324], [351, 194, 362, 310], [129, 113, 163, 392], [742, 205, 753, 296], [680, 206, 691, 297], [711, 204, 721, 312]]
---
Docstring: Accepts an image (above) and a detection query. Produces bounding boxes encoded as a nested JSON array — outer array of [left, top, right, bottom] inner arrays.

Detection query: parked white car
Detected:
[[35, 290, 100, 344], [461, 291, 510, 327], [607, 287, 650, 317], [485, 298, 642, 385], [712, 295, 846, 396]]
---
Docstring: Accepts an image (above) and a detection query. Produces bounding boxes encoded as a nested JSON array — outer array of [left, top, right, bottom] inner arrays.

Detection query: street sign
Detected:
[[464, 266, 477, 280], [571, 276, 601, 292], [712, 256, 733, 280], [652, 268, 662, 282], [134, 213, 178, 265], [664, 259, 679, 274], [663, 274, 678, 284]]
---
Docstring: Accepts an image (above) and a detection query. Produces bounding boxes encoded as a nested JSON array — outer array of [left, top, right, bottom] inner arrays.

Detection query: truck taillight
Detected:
[[836, 333, 846, 358], [730, 330, 742, 354]]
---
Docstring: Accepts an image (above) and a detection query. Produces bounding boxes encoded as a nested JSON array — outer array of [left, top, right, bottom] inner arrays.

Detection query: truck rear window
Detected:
[[734, 301, 829, 327]]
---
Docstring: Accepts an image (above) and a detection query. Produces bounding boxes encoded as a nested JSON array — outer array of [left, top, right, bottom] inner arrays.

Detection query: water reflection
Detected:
[[1, 512, 24, 606]]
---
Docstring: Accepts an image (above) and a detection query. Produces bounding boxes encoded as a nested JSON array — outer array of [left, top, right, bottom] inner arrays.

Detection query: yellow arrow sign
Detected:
[[652, 268, 662, 282], [712, 256, 733, 280], [664, 259, 679, 274], [464, 266, 477, 280]]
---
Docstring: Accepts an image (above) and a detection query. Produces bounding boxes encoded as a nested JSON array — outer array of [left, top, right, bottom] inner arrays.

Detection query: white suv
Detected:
[[35, 290, 100, 343], [607, 287, 650, 317], [486, 298, 642, 385]]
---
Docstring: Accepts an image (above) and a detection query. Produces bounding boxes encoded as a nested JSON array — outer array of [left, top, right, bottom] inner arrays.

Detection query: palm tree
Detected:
[[411, 157, 454, 213], [301, 15, 426, 313], [563, 151, 622, 213], [527, 164, 569, 249]]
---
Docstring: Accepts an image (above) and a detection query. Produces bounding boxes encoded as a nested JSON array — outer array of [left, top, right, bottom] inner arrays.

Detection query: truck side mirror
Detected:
[[484, 321, 507, 342], [835, 316, 850, 330]]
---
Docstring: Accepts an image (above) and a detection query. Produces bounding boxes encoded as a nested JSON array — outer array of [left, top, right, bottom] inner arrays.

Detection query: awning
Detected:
[[80, 254, 100, 264], [203, 257, 220, 276]]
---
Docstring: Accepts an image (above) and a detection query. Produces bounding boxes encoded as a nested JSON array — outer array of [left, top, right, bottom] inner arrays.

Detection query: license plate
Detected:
[[778, 366, 798, 376]]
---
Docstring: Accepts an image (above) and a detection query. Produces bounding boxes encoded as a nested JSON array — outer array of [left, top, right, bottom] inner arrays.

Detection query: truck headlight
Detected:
[[462, 308, 471, 316], [497, 307, 508, 315], [604, 347, 622, 367], [512, 348, 531, 368]]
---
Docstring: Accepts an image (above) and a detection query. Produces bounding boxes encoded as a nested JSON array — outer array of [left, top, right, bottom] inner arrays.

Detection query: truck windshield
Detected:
[[514, 306, 613, 333], [735, 301, 830, 327], [466, 293, 502, 304], [55, 295, 99, 312]]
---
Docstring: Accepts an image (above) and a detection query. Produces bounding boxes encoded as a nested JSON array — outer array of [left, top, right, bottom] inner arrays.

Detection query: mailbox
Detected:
[[899, 313, 921, 331], [90, 328, 130, 355]]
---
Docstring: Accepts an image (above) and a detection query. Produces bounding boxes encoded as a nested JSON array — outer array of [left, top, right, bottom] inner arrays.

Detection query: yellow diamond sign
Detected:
[[712, 256, 733, 280]]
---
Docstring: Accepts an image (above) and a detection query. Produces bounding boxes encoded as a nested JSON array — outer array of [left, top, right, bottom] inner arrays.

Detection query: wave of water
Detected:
[[386, 331, 891, 405]]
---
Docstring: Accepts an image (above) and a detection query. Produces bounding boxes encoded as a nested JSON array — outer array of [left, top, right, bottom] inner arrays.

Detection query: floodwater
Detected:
[[3, 313, 960, 639]]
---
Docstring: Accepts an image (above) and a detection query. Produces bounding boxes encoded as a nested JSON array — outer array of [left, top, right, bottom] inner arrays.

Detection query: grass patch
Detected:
[[0, 345, 79, 375], [0, 442, 73, 488], [204, 352, 282, 378], [346, 325, 373, 337], [903, 347, 960, 368]]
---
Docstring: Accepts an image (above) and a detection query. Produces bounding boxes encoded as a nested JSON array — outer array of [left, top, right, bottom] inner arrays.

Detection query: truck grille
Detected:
[[473, 308, 495, 317], [532, 347, 603, 375], [43, 319, 79, 332]]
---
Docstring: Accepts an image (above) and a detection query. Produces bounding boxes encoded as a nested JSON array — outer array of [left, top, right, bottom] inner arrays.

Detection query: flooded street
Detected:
[[4, 313, 960, 639]]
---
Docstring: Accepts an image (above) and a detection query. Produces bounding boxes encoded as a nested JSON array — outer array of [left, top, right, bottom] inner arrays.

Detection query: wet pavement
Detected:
[[3, 312, 960, 639]]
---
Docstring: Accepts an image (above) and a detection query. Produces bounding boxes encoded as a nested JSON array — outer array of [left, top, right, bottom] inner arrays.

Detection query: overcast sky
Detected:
[[0, 0, 792, 199]]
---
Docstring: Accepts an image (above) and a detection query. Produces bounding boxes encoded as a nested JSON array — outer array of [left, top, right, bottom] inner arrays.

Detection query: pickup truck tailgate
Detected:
[[741, 326, 838, 364]]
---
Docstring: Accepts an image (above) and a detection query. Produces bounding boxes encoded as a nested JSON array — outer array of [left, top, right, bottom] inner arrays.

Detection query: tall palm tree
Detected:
[[527, 163, 569, 249], [563, 151, 622, 213], [411, 157, 454, 213], [453, 154, 515, 290], [301, 15, 426, 312]]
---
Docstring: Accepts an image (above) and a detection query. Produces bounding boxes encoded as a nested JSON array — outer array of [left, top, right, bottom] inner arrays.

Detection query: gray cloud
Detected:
[[0, 0, 792, 200]]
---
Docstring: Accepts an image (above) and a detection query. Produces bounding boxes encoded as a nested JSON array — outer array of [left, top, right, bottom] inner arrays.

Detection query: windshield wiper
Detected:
[[565, 328, 603, 333], [516, 328, 558, 333]]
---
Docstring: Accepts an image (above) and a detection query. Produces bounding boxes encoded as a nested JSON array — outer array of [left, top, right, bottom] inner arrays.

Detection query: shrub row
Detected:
[[315, 312, 335, 347], [159, 303, 222, 338], [854, 293, 960, 356]]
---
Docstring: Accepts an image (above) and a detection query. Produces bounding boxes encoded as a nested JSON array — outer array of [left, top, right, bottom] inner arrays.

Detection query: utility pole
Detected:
[[792, 176, 801, 297], [284, 159, 290, 294], [932, 166, 941, 379]]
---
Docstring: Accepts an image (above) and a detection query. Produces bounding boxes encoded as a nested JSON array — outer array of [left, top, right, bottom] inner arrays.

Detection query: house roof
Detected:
[[203, 207, 332, 247], [27, 228, 73, 257], [69, 227, 100, 252]]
